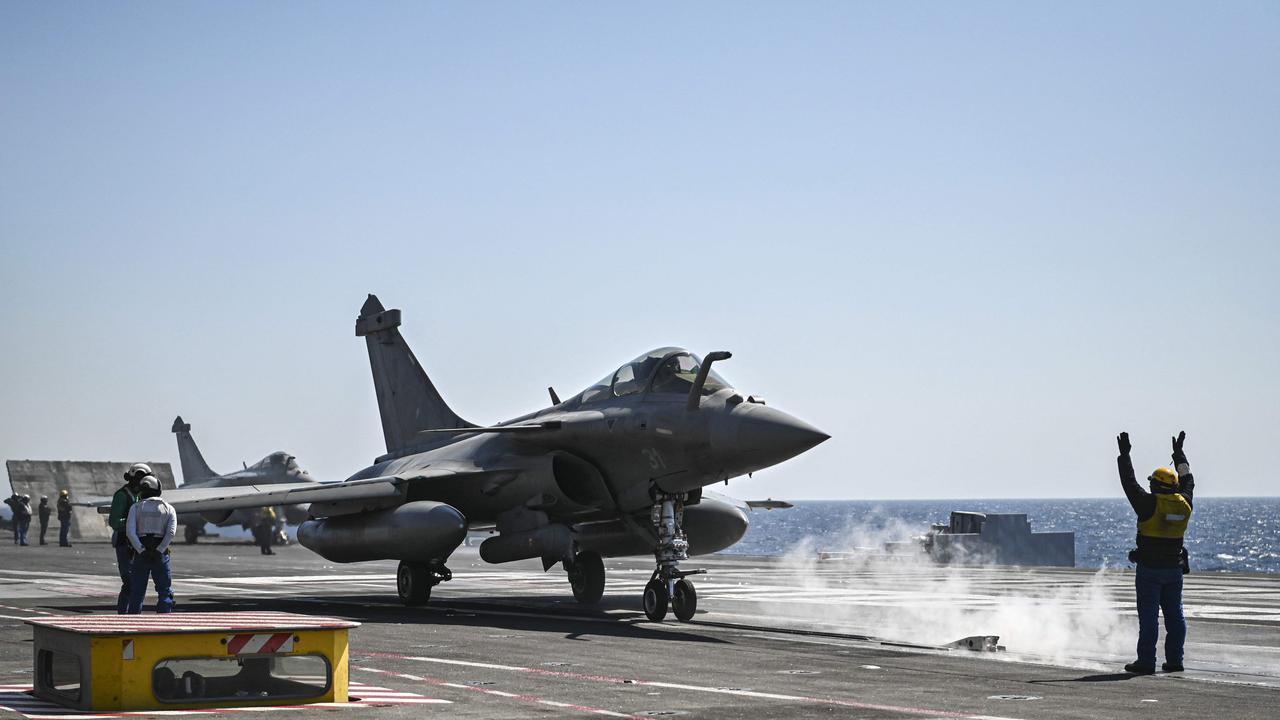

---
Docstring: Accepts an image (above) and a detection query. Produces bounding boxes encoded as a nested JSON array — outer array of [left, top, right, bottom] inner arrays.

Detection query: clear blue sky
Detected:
[[2, 3, 1276, 499]]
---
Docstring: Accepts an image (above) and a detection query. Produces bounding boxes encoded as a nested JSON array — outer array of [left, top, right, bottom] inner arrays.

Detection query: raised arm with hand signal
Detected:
[[1172, 431, 1188, 466]]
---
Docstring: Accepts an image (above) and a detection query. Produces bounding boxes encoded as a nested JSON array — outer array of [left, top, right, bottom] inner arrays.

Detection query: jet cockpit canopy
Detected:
[[579, 348, 731, 403], [250, 452, 302, 472]]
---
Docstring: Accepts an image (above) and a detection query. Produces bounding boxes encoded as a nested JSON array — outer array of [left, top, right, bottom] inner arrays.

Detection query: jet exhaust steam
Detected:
[[756, 514, 1130, 669]]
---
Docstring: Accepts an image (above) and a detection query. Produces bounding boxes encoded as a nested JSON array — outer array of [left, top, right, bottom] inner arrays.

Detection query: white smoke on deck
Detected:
[[757, 515, 1131, 668]]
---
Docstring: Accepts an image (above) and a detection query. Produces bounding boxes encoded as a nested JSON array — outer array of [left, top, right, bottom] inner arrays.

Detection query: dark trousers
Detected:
[[1135, 562, 1186, 667], [59, 522, 71, 546], [253, 525, 274, 554], [15, 518, 29, 545], [126, 550, 174, 614], [113, 532, 133, 614], [39, 519, 49, 544]]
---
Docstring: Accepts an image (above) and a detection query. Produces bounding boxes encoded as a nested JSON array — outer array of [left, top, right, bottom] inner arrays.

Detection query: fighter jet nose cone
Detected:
[[730, 405, 829, 471]]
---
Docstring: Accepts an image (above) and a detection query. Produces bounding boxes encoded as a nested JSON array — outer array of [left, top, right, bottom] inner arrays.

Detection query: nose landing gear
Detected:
[[643, 492, 704, 622]]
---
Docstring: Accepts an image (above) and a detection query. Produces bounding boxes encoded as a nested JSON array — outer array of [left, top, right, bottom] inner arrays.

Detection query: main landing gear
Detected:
[[643, 492, 703, 622], [397, 560, 452, 606], [565, 550, 605, 604]]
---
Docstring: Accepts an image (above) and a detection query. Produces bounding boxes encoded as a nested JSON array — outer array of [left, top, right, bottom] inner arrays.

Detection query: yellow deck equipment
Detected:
[[25, 611, 359, 712]]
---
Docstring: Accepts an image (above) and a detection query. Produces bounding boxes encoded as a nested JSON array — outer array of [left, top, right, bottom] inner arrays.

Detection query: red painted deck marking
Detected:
[[0, 682, 448, 718]]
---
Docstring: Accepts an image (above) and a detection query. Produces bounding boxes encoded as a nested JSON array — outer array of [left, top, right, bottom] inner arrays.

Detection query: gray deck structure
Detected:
[[0, 541, 1275, 719], [5, 461, 176, 541]]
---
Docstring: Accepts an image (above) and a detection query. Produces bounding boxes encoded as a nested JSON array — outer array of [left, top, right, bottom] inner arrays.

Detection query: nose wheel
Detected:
[[642, 492, 704, 622], [643, 575, 698, 622], [643, 578, 668, 620]]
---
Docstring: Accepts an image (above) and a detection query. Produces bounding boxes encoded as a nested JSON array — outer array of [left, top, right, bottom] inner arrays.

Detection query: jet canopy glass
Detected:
[[579, 348, 731, 403], [251, 452, 300, 471]]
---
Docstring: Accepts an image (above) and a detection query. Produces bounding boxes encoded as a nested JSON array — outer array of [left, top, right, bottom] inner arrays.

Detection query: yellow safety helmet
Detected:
[[1149, 466, 1179, 487], [59, 489, 69, 496]]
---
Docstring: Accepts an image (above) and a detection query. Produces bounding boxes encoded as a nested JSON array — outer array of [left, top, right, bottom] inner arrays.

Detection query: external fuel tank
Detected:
[[297, 501, 467, 564]]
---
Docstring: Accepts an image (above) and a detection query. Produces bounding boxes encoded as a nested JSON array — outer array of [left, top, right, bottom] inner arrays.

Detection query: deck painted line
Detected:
[[354, 665, 644, 719], [366, 652, 1026, 720]]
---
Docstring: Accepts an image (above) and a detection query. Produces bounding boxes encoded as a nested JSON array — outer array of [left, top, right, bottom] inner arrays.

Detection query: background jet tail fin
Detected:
[[172, 415, 219, 484], [356, 294, 475, 453]]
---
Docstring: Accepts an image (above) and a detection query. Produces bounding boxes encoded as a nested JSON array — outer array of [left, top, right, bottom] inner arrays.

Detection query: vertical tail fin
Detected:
[[355, 295, 474, 453], [171, 416, 219, 483]]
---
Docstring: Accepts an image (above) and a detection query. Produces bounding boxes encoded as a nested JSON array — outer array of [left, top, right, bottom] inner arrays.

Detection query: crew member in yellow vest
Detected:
[[1117, 430, 1195, 675]]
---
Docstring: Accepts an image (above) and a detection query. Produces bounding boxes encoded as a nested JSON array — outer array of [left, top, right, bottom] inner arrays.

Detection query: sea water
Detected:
[[726, 497, 1280, 573]]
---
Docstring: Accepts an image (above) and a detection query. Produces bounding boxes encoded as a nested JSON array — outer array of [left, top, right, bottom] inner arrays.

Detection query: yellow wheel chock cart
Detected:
[[25, 611, 359, 712]]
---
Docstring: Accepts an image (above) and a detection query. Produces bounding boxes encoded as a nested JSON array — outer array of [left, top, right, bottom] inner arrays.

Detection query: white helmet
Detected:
[[138, 475, 162, 498], [125, 463, 153, 482]]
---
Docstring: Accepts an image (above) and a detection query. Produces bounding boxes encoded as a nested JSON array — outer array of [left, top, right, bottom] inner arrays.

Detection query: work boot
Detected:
[[1162, 662, 1184, 672], [1124, 662, 1155, 675]]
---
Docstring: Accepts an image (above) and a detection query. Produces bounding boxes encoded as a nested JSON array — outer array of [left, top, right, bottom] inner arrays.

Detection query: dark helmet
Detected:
[[138, 475, 162, 499]]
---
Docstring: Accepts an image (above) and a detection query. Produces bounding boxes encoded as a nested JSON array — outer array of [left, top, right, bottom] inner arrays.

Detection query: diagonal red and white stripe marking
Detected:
[[225, 632, 294, 655]]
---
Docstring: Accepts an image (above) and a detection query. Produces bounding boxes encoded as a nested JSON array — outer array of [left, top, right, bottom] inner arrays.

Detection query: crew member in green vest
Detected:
[[1117, 430, 1195, 674], [108, 463, 150, 614]]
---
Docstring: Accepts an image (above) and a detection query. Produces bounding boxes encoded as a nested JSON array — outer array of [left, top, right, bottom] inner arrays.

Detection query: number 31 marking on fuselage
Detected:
[[642, 448, 667, 471]]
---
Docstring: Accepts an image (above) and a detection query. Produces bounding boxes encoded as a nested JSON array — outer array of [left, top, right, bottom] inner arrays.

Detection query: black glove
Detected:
[[1171, 431, 1188, 466], [1117, 432, 1131, 456]]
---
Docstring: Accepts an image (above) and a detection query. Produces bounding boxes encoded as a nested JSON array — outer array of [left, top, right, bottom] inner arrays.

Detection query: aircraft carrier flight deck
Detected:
[[0, 541, 1276, 720]]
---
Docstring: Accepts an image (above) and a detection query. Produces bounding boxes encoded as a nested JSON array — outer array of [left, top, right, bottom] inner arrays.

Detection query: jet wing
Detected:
[[91, 475, 413, 515]]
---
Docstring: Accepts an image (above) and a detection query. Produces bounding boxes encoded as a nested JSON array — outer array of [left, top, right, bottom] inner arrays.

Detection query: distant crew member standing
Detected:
[[252, 506, 277, 555], [4, 494, 19, 544], [13, 495, 32, 546], [124, 476, 177, 614], [37, 496, 51, 545], [109, 464, 150, 613], [1117, 430, 1195, 674], [56, 490, 73, 547]]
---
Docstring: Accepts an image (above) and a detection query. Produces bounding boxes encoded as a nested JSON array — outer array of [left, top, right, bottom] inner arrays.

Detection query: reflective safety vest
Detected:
[[133, 498, 175, 537], [1137, 492, 1192, 539]]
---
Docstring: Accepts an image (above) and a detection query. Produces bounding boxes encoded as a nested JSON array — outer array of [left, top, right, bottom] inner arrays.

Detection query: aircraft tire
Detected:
[[397, 560, 432, 606], [184, 524, 200, 545], [672, 578, 697, 621], [569, 551, 605, 604], [642, 579, 668, 621]]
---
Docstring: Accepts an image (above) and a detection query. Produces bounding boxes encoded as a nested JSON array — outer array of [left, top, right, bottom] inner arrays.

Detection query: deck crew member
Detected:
[[1117, 430, 1195, 674], [252, 506, 278, 555], [124, 475, 177, 614], [56, 490, 73, 547], [37, 496, 51, 545], [13, 495, 32, 546], [109, 464, 149, 613], [4, 494, 20, 544]]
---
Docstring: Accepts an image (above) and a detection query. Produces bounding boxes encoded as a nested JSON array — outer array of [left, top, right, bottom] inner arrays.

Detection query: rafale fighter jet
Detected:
[[170, 416, 316, 544], [145, 295, 827, 621]]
